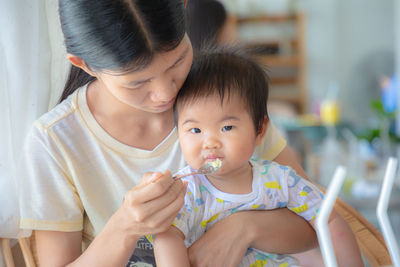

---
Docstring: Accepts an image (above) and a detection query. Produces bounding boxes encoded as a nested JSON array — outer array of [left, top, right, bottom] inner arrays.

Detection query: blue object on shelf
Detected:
[[381, 74, 398, 113]]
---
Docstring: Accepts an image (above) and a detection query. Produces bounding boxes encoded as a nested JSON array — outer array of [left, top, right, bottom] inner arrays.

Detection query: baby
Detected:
[[154, 48, 325, 266]]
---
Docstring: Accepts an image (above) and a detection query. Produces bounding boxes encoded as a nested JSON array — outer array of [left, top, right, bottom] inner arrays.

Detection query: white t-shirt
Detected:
[[18, 83, 286, 240], [172, 160, 323, 267]]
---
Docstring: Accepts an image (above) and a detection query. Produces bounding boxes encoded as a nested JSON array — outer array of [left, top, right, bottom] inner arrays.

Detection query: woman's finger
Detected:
[[143, 184, 186, 233], [141, 179, 185, 217], [126, 171, 174, 204], [135, 171, 165, 189], [127, 179, 185, 223]]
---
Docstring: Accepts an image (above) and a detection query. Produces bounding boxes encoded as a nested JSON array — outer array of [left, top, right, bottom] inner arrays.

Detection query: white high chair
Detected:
[[316, 158, 399, 267]]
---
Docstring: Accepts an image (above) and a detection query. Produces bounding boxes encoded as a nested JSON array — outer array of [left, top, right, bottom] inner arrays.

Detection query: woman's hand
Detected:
[[115, 170, 187, 239], [58, 171, 187, 267], [188, 211, 250, 267]]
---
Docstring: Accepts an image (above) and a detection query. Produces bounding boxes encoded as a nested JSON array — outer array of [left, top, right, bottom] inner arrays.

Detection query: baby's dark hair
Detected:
[[174, 47, 269, 134]]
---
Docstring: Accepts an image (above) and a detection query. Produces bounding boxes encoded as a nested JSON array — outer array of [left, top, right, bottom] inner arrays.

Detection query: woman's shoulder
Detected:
[[254, 122, 287, 160], [36, 89, 80, 130], [26, 88, 86, 148]]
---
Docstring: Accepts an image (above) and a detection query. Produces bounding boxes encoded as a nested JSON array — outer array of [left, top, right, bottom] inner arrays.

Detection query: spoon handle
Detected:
[[172, 172, 198, 180]]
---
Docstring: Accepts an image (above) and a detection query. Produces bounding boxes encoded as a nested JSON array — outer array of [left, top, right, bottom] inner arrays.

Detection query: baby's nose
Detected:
[[203, 136, 221, 149]]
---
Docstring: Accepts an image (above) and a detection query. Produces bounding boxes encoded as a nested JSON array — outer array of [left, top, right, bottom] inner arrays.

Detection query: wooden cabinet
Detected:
[[233, 13, 307, 113]]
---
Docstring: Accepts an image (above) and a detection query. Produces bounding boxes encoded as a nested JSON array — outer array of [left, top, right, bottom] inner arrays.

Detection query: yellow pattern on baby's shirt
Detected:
[[264, 181, 281, 189], [216, 198, 224, 203], [249, 259, 267, 267], [200, 212, 220, 228], [252, 204, 259, 209], [299, 190, 309, 196], [290, 203, 309, 213]]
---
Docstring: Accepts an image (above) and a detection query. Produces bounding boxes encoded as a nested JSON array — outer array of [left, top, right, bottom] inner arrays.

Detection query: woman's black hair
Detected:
[[186, 0, 227, 50], [174, 47, 269, 134], [58, 0, 186, 103]]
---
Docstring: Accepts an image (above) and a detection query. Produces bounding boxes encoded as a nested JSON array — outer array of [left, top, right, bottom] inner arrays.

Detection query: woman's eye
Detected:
[[131, 83, 146, 90], [125, 85, 142, 90], [129, 80, 151, 90], [222, 126, 233, 132], [190, 128, 201, 134]]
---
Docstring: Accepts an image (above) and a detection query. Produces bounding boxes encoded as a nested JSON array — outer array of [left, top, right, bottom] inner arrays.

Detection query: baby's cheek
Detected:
[[234, 143, 255, 162], [180, 140, 202, 167]]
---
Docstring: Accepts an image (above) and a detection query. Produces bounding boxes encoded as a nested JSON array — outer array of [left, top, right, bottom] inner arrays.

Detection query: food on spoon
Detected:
[[208, 158, 222, 171]]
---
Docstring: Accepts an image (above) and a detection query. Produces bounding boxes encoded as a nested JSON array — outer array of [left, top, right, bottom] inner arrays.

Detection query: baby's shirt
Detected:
[[173, 160, 324, 248]]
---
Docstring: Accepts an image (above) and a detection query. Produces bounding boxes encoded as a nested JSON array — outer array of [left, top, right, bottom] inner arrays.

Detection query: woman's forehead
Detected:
[[106, 35, 192, 83]]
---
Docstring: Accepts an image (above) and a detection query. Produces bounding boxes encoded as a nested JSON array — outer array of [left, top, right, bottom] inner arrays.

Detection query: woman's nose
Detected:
[[151, 76, 177, 102]]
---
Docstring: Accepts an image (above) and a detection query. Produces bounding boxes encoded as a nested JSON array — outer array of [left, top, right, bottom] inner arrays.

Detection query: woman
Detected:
[[19, 0, 360, 266]]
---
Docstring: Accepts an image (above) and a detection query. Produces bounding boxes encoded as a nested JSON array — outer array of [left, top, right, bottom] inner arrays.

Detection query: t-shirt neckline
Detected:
[[195, 164, 259, 202], [75, 84, 178, 158]]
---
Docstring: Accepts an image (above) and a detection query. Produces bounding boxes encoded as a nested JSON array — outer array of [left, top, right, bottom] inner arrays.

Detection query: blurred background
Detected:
[[200, 0, 400, 252], [1, 0, 399, 265]]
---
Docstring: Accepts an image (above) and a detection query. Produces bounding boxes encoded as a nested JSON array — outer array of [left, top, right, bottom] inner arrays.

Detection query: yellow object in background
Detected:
[[321, 100, 340, 126]]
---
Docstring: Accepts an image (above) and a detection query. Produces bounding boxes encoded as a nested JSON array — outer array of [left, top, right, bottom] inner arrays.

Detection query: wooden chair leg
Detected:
[[1, 238, 15, 267], [18, 238, 36, 267]]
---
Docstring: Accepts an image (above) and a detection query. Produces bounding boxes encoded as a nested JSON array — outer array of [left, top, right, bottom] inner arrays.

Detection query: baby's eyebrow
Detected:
[[180, 115, 239, 126], [181, 119, 199, 126], [220, 116, 239, 122]]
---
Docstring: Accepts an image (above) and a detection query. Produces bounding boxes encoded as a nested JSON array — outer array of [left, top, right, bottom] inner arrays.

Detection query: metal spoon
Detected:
[[173, 158, 222, 179]]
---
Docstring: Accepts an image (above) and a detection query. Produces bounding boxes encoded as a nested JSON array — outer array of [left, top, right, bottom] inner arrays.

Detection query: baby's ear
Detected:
[[255, 117, 268, 146]]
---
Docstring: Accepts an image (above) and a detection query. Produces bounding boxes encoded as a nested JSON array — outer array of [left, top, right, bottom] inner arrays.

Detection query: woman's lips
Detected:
[[154, 98, 175, 109]]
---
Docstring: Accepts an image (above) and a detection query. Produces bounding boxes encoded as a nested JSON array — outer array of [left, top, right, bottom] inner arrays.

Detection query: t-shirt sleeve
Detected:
[[18, 123, 84, 232], [284, 167, 324, 221], [253, 122, 287, 161]]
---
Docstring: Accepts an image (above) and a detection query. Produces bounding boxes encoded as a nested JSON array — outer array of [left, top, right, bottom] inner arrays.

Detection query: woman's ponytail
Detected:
[[59, 65, 96, 103]]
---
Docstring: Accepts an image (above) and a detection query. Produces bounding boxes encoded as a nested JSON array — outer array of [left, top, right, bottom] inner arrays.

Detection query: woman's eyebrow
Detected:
[[167, 45, 189, 70]]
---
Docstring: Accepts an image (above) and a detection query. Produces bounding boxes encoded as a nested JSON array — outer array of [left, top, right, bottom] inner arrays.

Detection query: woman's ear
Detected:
[[66, 54, 96, 77], [255, 117, 268, 146]]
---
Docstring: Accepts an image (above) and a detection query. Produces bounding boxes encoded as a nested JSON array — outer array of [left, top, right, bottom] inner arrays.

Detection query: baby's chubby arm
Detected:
[[154, 226, 190, 267]]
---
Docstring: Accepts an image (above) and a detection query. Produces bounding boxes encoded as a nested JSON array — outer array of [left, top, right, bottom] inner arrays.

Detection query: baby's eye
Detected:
[[222, 125, 233, 132], [190, 128, 201, 134]]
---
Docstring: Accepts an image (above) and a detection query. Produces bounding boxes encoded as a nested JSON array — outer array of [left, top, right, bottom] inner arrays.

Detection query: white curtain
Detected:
[[0, 0, 68, 263]]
